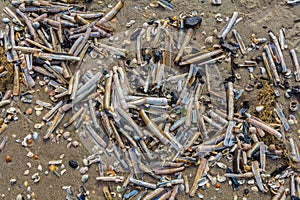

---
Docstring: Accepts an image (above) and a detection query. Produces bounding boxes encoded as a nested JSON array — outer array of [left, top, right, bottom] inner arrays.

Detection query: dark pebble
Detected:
[[243, 188, 250, 196], [69, 160, 79, 169], [255, 56, 262, 63], [171, 90, 179, 105], [184, 16, 202, 29]]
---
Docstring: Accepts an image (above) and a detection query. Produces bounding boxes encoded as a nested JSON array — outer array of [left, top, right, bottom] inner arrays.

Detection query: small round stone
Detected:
[[2, 18, 10, 24], [32, 21, 40, 28], [215, 182, 221, 188], [69, 160, 79, 169], [25, 108, 33, 115], [5, 155, 12, 163], [81, 174, 89, 183], [243, 188, 250, 196]]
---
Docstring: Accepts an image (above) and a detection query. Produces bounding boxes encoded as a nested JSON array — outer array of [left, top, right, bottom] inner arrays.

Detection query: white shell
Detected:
[[26, 151, 34, 158], [61, 169, 67, 176], [37, 164, 42, 172], [217, 174, 226, 183], [63, 132, 71, 139], [32, 132, 39, 141], [24, 170, 30, 176], [32, 173, 40, 183], [216, 162, 227, 169], [248, 179, 255, 185], [26, 162, 32, 168], [255, 105, 264, 112], [251, 186, 259, 192], [204, 36, 214, 45], [36, 110, 42, 116]]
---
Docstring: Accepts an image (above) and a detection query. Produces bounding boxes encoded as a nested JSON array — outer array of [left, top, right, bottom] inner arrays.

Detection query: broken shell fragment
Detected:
[[255, 105, 264, 112], [290, 101, 298, 112]]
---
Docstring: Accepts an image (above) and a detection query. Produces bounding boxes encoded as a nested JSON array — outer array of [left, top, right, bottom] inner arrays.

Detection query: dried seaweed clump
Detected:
[[0, 46, 14, 93]]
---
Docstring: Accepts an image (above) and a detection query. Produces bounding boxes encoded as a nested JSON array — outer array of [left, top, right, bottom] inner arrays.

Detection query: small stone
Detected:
[[197, 192, 204, 199], [2, 18, 10, 24], [269, 144, 276, 151], [32, 21, 40, 28], [32, 132, 39, 141], [69, 160, 79, 169], [25, 108, 33, 115], [122, 40, 131, 46], [81, 174, 89, 183], [243, 188, 250, 196], [184, 16, 202, 28], [248, 179, 255, 185], [24, 181, 29, 187], [5, 155, 12, 163], [215, 182, 221, 188], [116, 186, 123, 193]]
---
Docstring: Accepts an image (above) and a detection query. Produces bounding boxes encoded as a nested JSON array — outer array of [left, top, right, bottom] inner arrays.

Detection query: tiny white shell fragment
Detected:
[[34, 122, 44, 129], [26, 152, 34, 158], [63, 132, 71, 139], [36, 110, 42, 116], [26, 162, 32, 168], [216, 162, 227, 169], [24, 170, 30, 176], [197, 193, 204, 199], [248, 179, 255, 185], [255, 105, 264, 112], [217, 174, 226, 183], [238, 179, 245, 185], [72, 141, 79, 148], [211, 177, 217, 185], [61, 169, 67, 176], [10, 179, 17, 185], [37, 164, 42, 172], [16, 194, 22, 200], [35, 105, 43, 111], [260, 67, 266, 75], [251, 186, 259, 192]]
